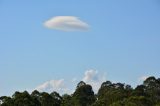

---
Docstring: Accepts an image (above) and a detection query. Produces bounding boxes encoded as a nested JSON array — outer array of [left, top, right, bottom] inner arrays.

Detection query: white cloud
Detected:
[[44, 16, 89, 31], [83, 69, 106, 93], [83, 69, 98, 82], [35, 79, 69, 94], [34, 69, 106, 95]]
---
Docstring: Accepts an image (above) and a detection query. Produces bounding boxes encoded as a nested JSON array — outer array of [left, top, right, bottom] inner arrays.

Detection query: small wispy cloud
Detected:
[[83, 69, 106, 93], [44, 16, 89, 31], [35, 79, 69, 94], [35, 69, 106, 94], [83, 69, 98, 82]]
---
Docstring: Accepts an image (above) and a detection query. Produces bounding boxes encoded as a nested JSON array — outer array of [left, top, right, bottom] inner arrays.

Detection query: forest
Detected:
[[0, 76, 160, 106]]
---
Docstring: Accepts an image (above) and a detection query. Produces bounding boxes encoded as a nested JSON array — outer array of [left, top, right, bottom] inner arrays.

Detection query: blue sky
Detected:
[[0, 0, 160, 96]]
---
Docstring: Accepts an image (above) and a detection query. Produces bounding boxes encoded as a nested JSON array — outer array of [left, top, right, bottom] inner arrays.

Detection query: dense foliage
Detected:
[[1, 76, 160, 106]]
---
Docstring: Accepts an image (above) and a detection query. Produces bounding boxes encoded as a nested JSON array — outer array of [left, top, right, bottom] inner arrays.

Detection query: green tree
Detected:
[[39, 92, 55, 106], [1, 76, 160, 106], [0, 96, 13, 106], [50, 91, 62, 106], [97, 81, 131, 106], [60, 94, 72, 106], [72, 81, 95, 106], [143, 76, 160, 104], [31, 90, 41, 106], [12, 91, 37, 106], [124, 96, 152, 106], [109, 101, 124, 106]]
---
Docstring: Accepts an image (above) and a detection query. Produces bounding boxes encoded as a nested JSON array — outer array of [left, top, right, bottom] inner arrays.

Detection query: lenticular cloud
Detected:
[[44, 16, 89, 31]]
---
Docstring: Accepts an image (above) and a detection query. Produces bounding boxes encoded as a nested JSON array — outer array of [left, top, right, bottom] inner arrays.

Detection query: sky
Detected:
[[0, 0, 160, 96]]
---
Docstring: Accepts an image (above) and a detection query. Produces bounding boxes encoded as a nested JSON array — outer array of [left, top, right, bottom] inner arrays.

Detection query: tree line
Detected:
[[0, 76, 160, 106]]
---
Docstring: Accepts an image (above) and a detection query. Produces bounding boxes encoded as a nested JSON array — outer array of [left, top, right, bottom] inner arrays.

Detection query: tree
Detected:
[[1, 76, 160, 106], [131, 85, 147, 97], [39, 92, 55, 106], [50, 91, 62, 106], [109, 101, 124, 106], [0, 96, 13, 106], [97, 82, 130, 106], [12, 91, 37, 106], [124, 96, 152, 106], [76, 81, 86, 88], [143, 76, 160, 104], [72, 81, 95, 106], [31, 90, 41, 106], [60, 94, 72, 106]]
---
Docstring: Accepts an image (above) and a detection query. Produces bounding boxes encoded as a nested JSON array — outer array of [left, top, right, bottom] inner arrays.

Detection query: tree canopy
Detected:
[[1, 76, 160, 106]]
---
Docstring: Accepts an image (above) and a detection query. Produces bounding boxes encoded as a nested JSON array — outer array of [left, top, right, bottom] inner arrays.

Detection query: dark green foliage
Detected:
[[72, 81, 96, 106], [97, 81, 132, 106], [143, 76, 160, 104], [12, 91, 38, 106], [0, 96, 14, 106], [124, 96, 152, 106], [50, 91, 62, 106], [1, 76, 160, 106], [60, 94, 72, 106]]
